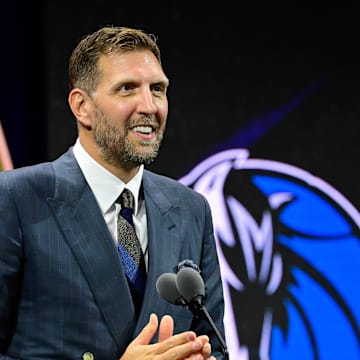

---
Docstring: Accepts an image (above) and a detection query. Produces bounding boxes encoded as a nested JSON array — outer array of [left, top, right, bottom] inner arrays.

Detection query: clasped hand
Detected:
[[120, 313, 216, 360]]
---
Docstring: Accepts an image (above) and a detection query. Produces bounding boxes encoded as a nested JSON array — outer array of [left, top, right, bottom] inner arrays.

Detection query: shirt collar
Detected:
[[73, 138, 144, 215]]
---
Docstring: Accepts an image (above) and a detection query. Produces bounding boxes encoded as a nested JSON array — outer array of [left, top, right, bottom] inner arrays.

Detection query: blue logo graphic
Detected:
[[179, 149, 360, 359], [178, 77, 360, 359]]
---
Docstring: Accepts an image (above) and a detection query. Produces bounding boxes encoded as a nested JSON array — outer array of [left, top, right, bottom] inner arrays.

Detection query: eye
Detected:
[[118, 83, 135, 93], [151, 83, 168, 96]]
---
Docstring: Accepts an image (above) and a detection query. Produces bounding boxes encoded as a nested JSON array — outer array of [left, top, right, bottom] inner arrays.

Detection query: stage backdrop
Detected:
[[2, 3, 360, 360]]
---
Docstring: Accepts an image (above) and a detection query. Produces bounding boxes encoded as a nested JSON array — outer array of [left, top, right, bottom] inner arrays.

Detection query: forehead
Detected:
[[97, 50, 168, 83]]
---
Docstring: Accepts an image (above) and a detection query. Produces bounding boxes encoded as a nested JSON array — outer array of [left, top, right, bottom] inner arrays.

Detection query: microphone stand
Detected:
[[187, 297, 229, 360]]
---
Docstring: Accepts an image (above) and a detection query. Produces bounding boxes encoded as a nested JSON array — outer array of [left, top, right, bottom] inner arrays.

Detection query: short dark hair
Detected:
[[68, 26, 162, 93]]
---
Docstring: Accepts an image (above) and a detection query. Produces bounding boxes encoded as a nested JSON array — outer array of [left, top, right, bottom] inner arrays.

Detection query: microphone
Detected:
[[156, 260, 202, 308], [175, 267, 205, 318], [155, 272, 186, 306], [156, 263, 229, 360]]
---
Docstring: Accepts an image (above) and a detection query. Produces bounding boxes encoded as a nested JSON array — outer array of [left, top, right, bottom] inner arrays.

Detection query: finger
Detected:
[[197, 335, 209, 345], [186, 335, 211, 359], [201, 341, 212, 358], [133, 313, 159, 345], [158, 314, 174, 342], [158, 334, 203, 359], [150, 329, 197, 355], [194, 335, 211, 357]]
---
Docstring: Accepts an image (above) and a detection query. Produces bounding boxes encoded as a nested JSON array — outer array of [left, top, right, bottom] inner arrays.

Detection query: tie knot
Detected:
[[119, 188, 135, 210]]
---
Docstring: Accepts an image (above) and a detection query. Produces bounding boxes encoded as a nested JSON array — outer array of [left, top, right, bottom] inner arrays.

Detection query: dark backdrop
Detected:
[[0, 3, 359, 359], [0, 3, 358, 224], [0, 0, 45, 167], [0, 6, 358, 221], [44, 4, 360, 210]]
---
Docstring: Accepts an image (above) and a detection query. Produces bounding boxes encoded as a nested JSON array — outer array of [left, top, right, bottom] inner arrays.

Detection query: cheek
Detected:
[[106, 102, 135, 121], [158, 102, 168, 124]]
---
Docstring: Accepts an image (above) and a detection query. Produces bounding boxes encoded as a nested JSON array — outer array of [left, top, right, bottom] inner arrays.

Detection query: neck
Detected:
[[78, 136, 140, 183]]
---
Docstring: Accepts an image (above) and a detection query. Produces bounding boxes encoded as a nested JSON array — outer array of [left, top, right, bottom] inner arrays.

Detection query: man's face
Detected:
[[90, 50, 169, 169]]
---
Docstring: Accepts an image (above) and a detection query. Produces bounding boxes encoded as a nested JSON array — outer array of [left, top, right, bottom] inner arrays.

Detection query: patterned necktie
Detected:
[[117, 189, 146, 315]]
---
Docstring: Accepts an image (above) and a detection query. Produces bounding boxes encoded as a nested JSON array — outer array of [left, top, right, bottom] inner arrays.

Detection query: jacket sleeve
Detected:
[[0, 174, 23, 354]]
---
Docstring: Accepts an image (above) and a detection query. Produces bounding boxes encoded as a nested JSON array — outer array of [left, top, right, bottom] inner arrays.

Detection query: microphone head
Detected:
[[156, 272, 185, 305], [176, 266, 205, 303]]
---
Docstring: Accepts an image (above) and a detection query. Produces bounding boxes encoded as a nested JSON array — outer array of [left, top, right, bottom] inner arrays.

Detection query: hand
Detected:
[[158, 314, 215, 360], [119, 313, 216, 360]]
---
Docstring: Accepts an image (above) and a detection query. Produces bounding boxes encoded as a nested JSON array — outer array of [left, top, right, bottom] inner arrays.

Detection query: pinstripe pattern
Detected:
[[0, 148, 226, 359]]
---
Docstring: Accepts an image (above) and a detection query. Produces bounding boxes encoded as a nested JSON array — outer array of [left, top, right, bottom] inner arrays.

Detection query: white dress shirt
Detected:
[[72, 138, 148, 269]]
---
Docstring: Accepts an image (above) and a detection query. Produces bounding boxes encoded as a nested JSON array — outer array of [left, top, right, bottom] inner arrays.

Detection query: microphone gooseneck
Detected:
[[175, 267, 229, 359]]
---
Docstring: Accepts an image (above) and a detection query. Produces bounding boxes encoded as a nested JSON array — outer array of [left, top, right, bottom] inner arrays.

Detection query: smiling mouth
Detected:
[[132, 125, 154, 135]]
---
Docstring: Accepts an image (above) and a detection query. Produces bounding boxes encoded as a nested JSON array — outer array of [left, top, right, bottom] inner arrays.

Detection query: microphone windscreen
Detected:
[[156, 272, 183, 305], [176, 267, 205, 302]]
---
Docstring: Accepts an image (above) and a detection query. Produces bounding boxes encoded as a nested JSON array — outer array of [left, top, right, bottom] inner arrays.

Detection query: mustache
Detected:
[[129, 116, 160, 128]]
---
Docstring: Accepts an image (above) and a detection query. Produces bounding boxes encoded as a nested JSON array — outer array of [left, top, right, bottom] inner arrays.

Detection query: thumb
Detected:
[[134, 313, 159, 345]]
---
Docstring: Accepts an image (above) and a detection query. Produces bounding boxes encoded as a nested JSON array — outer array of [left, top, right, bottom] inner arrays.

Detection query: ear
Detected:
[[68, 88, 93, 129]]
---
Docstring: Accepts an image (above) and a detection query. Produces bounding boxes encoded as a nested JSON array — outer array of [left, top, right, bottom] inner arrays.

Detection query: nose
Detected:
[[137, 88, 157, 114]]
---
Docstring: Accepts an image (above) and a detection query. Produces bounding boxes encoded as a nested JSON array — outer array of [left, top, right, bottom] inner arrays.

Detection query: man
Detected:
[[0, 26, 226, 359]]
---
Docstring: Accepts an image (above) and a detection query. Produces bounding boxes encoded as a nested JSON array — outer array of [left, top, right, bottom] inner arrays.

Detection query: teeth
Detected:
[[133, 126, 152, 134]]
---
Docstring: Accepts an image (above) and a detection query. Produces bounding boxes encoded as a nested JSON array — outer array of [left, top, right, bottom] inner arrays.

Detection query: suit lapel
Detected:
[[47, 150, 136, 348], [47, 152, 188, 343], [135, 172, 183, 333]]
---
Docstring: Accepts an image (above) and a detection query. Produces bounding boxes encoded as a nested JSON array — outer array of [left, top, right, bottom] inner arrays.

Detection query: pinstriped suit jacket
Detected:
[[0, 148, 225, 360]]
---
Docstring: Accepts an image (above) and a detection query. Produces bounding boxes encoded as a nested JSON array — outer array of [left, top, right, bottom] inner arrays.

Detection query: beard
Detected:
[[93, 107, 164, 170]]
